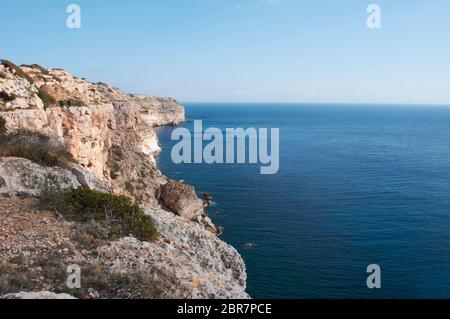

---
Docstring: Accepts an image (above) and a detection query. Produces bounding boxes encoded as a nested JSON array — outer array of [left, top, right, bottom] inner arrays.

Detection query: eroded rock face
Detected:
[[0, 157, 82, 197], [98, 208, 249, 299], [0, 62, 249, 299], [0, 62, 184, 207], [0, 157, 110, 197]]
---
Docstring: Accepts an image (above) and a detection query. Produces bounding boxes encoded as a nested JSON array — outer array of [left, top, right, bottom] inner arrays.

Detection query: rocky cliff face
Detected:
[[0, 61, 248, 299], [0, 62, 184, 207]]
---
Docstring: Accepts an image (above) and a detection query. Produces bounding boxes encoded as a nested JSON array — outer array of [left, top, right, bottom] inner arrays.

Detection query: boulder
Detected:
[[159, 179, 204, 221], [69, 163, 110, 192]]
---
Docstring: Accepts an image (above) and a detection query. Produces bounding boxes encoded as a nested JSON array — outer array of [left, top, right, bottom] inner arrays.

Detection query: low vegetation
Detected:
[[0, 117, 5, 134], [21, 63, 49, 75], [57, 263, 166, 299], [111, 145, 124, 161], [125, 181, 135, 195], [0, 128, 75, 167], [40, 183, 158, 242], [109, 162, 120, 180], [37, 85, 57, 108], [1, 60, 34, 84], [59, 98, 86, 107], [0, 264, 37, 295], [1, 254, 165, 299], [0, 92, 16, 103]]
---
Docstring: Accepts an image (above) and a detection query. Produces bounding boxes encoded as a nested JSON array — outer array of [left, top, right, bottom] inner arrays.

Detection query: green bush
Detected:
[[125, 181, 135, 195], [37, 86, 57, 108], [0, 129, 75, 167], [59, 99, 86, 107], [1, 60, 34, 84], [110, 163, 120, 180], [40, 185, 158, 242], [5, 145, 69, 167]]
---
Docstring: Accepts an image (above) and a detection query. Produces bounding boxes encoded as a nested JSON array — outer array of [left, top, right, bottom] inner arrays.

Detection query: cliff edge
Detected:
[[0, 60, 249, 299]]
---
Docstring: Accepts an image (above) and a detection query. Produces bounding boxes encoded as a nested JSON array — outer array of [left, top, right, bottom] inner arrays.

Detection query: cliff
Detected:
[[0, 60, 249, 299]]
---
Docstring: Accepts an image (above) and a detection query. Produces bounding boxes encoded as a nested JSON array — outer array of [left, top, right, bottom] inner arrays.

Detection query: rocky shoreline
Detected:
[[0, 60, 249, 299]]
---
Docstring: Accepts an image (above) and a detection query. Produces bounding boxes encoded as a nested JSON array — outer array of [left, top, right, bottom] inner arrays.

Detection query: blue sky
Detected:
[[1, 0, 449, 104]]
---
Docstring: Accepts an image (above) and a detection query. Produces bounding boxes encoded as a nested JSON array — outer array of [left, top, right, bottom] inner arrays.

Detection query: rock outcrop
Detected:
[[0, 60, 248, 299], [99, 208, 248, 299], [160, 180, 205, 221], [0, 61, 184, 207], [2, 292, 76, 300], [0, 157, 107, 197]]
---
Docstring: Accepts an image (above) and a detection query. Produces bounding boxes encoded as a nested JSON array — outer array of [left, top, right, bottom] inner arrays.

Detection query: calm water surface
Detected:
[[157, 104, 450, 298]]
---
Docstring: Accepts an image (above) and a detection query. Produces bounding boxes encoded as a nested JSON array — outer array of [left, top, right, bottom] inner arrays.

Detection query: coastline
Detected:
[[0, 61, 249, 299]]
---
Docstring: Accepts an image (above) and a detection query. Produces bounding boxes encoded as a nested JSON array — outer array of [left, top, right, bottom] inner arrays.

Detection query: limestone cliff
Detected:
[[0, 60, 248, 299], [0, 62, 183, 206]]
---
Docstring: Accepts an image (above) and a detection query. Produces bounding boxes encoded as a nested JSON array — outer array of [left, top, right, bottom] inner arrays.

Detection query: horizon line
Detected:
[[179, 101, 450, 107]]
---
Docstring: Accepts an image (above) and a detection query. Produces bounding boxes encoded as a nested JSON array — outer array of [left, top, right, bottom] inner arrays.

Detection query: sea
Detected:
[[156, 103, 450, 299]]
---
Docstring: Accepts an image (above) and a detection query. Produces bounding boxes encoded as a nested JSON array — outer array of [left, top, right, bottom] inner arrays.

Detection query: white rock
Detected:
[[1, 292, 76, 300], [97, 208, 249, 299]]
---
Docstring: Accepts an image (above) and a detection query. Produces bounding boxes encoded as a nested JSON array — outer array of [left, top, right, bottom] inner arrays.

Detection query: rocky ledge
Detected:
[[0, 60, 249, 299]]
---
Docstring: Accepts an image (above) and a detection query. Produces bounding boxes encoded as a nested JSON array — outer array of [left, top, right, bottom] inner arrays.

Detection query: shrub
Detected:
[[0, 129, 75, 167], [0, 91, 16, 102], [30, 64, 49, 75], [37, 86, 57, 108], [110, 163, 120, 180], [34, 253, 67, 283], [59, 99, 86, 107], [0, 264, 36, 295], [0, 117, 6, 134], [72, 222, 107, 249], [111, 145, 124, 161], [40, 184, 158, 242], [1, 60, 34, 84], [105, 272, 166, 299], [59, 263, 166, 299], [125, 181, 135, 195], [5, 145, 68, 167]]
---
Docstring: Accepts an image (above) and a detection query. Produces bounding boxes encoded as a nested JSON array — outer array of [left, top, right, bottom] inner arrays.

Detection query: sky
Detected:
[[1, 0, 449, 104]]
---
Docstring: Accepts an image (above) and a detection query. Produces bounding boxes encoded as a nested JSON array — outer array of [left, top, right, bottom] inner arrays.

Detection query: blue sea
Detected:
[[156, 103, 450, 299]]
